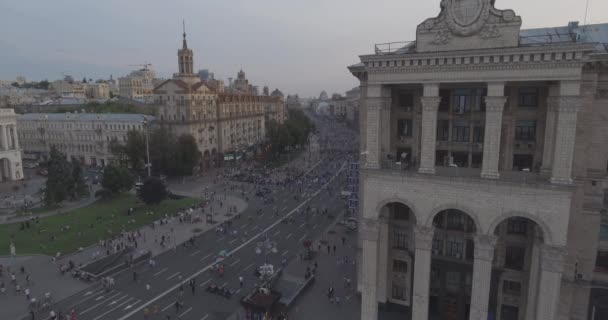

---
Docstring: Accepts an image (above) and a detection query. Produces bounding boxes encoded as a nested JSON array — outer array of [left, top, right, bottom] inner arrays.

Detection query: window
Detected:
[[453, 89, 474, 113], [501, 305, 519, 320], [391, 284, 406, 300], [502, 280, 522, 296], [392, 204, 410, 220], [505, 246, 526, 270], [432, 238, 444, 256], [439, 89, 451, 112], [398, 93, 414, 110], [452, 125, 470, 142], [518, 88, 539, 107], [515, 120, 536, 141], [596, 251, 608, 271], [507, 218, 528, 235], [446, 240, 465, 259], [397, 119, 413, 138], [473, 125, 484, 143], [392, 228, 409, 250], [393, 260, 408, 273], [437, 120, 450, 141]]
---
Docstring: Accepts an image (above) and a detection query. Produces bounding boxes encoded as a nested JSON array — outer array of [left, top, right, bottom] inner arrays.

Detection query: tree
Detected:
[[69, 159, 89, 199], [108, 138, 128, 167], [137, 177, 167, 205], [100, 165, 133, 197], [174, 134, 201, 176], [124, 130, 146, 171], [44, 148, 73, 205]]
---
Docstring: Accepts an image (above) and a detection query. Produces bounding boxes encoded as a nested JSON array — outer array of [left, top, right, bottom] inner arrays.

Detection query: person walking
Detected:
[[132, 271, 137, 283], [239, 276, 244, 288]]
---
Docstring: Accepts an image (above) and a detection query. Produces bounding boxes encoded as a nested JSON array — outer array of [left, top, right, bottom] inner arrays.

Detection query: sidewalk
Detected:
[[0, 187, 248, 320]]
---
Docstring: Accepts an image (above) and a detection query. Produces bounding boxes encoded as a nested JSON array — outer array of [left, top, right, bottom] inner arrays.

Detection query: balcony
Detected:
[[378, 159, 556, 187]]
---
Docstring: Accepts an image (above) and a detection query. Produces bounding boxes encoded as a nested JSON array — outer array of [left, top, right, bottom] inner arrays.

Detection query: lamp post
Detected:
[[142, 116, 151, 177]]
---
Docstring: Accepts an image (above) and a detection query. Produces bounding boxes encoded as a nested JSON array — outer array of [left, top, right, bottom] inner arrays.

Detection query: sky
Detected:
[[0, 0, 606, 97]]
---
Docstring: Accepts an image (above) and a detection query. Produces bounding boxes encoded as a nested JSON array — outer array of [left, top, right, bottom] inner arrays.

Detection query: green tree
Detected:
[[149, 126, 174, 176], [100, 165, 134, 198], [124, 130, 146, 171], [44, 148, 73, 205], [173, 134, 201, 176], [137, 177, 167, 205], [69, 159, 89, 199], [108, 138, 128, 167]]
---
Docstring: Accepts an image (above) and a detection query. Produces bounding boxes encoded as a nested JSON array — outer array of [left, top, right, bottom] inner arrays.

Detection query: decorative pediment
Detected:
[[416, 0, 521, 52]]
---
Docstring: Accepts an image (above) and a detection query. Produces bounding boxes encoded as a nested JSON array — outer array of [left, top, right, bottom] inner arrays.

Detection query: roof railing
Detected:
[[374, 41, 415, 55]]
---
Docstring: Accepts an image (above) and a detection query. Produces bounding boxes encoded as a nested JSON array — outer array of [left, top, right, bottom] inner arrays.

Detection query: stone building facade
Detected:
[[154, 28, 284, 169], [349, 1, 608, 320], [0, 108, 23, 181], [17, 113, 153, 167]]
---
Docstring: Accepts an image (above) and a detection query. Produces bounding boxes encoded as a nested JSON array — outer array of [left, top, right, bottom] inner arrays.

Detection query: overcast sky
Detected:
[[0, 0, 606, 97]]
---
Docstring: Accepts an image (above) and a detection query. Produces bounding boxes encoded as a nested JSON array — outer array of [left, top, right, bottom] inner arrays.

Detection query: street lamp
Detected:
[[142, 116, 151, 177]]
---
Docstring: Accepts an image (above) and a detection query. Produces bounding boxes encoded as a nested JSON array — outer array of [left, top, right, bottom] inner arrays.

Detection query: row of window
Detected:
[[18, 122, 142, 131], [395, 87, 541, 110], [396, 119, 537, 143]]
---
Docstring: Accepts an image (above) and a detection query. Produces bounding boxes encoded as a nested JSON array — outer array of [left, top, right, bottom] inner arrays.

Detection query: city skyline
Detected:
[[1, 0, 607, 97]]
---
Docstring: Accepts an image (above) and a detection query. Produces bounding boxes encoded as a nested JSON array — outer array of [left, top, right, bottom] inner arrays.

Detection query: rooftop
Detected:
[[18, 113, 154, 122]]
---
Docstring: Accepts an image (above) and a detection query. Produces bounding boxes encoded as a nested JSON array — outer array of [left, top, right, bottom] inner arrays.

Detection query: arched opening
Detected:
[[430, 209, 477, 320], [0, 158, 12, 181], [377, 202, 416, 314], [490, 216, 545, 320]]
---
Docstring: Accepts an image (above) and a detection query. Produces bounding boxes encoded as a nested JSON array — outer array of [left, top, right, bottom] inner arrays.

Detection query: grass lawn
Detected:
[[0, 194, 200, 256]]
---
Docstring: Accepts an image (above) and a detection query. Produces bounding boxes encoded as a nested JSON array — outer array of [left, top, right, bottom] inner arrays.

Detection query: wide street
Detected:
[[31, 117, 357, 320]]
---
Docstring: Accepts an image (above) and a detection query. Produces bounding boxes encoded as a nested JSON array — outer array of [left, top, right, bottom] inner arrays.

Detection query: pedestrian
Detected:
[[333, 244, 337, 254], [29, 310, 35, 320], [133, 271, 137, 283], [239, 276, 244, 288], [146, 283, 151, 291], [179, 283, 184, 297], [174, 300, 181, 313], [341, 236, 346, 245], [327, 245, 330, 254]]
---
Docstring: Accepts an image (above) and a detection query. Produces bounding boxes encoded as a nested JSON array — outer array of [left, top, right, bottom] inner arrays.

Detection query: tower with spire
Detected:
[[177, 20, 194, 76]]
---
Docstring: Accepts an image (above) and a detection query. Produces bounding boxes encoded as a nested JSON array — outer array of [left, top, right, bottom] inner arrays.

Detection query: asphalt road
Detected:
[[37, 154, 351, 320]]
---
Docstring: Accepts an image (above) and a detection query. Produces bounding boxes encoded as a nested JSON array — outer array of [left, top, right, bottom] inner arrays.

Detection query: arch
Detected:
[[425, 203, 482, 234], [487, 211, 553, 245], [375, 197, 420, 224], [203, 150, 210, 157]]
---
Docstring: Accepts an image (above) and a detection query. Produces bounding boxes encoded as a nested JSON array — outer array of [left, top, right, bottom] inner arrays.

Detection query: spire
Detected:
[[182, 20, 188, 49]]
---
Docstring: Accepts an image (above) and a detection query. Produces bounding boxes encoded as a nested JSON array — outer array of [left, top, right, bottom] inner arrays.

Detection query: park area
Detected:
[[0, 193, 200, 256]]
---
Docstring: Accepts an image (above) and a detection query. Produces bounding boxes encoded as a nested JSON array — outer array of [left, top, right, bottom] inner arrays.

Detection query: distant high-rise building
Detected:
[[263, 86, 270, 96]]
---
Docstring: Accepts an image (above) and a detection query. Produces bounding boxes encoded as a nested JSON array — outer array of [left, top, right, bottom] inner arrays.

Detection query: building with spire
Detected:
[[154, 25, 285, 171]]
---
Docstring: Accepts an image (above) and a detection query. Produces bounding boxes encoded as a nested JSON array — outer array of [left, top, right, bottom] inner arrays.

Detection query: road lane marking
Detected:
[[161, 301, 175, 312], [222, 282, 228, 287], [235, 289, 241, 294], [81, 292, 123, 314], [299, 234, 307, 242], [116, 161, 348, 320], [285, 233, 292, 240], [229, 238, 238, 244], [68, 289, 107, 309], [244, 263, 255, 272], [200, 253, 212, 261], [282, 250, 289, 257], [312, 224, 318, 230], [166, 272, 181, 281], [299, 223, 305, 229], [240, 224, 249, 230], [179, 307, 193, 317], [217, 236, 225, 242], [273, 230, 281, 237], [108, 294, 129, 306], [123, 299, 140, 310], [189, 250, 201, 257], [201, 314, 209, 320], [282, 206, 287, 211], [230, 258, 241, 267], [153, 268, 168, 277], [93, 297, 133, 320], [199, 278, 212, 287]]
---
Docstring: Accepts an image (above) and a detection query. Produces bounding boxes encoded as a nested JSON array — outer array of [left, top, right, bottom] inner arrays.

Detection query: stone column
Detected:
[[12, 125, 19, 149], [412, 225, 434, 320], [524, 229, 542, 320], [540, 96, 558, 175], [376, 211, 390, 303], [0, 125, 7, 150], [419, 83, 441, 174], [469, 235, 498, 320], [360, 218, 380, 320], [535, 245, 566, 320], [550, 96, 581, 185], [364, 85, 384, 169], [481, 83, 506, 179]]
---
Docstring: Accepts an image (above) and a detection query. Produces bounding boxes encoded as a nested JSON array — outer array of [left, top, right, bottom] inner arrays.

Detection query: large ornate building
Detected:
[[349, 1, 608, 320], [17, 113, 153, 167], [0, 108, 23, 181], [154, 27, 285, 169]]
